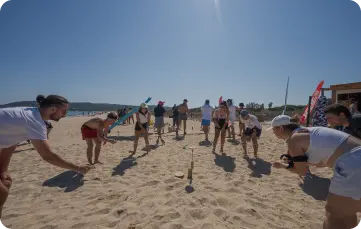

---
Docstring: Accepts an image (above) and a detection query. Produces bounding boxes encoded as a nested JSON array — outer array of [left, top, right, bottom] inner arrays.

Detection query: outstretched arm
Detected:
[[31, 140, 91, 173]]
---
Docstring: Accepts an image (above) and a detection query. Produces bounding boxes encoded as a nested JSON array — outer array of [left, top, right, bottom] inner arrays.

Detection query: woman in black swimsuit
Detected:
[[130, 103, 151, 154], [212, 101, 230, 153]]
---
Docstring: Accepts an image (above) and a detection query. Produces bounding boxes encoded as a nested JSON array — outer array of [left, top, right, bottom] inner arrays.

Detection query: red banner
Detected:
[[219, 96, 223, 105], [299, 80, 324, 125]]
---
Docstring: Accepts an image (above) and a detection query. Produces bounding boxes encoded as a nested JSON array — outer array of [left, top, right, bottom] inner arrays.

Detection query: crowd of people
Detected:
[[1, 94, 361, 229]]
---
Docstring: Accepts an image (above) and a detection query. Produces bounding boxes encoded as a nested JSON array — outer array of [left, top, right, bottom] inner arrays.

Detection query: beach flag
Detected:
[[312, 95, 328, 127], [219, 96, 223, 105], [299, 81, 324, 125]]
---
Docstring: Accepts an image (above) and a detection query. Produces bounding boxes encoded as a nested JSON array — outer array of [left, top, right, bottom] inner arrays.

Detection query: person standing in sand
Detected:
[[81, 112, 118, 165], [270, 114, 361, 229], [154, 101, 166, 145], [212, 101, 230, 153], [130, 103, 151, 154], [227, 99, 236, 140], [178, 99, 189, 136], [201, 100, 213, 142], [240, 110, 262, 158], [237, 103, 245, 136], [0, 95, 93, 219]]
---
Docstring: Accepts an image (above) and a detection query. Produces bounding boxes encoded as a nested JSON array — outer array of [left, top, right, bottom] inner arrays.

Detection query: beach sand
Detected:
[[2, 115, 334, 229]]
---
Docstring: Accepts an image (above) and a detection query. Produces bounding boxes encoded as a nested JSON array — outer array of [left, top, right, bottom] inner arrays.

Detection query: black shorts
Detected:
[[215, 119, 228, 130], [244, 127, 262, 137], [135, 122, 148, 131]]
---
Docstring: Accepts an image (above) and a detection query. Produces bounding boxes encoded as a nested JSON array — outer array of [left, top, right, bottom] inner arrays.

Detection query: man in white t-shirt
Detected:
[[0, 95, 94, 219], [240, 110, 262, 158], [227, 99, 236, 141], [201, 100, 213, 141]]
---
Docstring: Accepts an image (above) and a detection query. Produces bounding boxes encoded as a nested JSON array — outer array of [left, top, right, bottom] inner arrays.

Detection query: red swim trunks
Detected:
[[81, 125, 98, 140]]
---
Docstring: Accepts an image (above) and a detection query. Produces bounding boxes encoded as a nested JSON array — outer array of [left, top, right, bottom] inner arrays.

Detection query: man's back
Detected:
[[201, 105, 213, 120]]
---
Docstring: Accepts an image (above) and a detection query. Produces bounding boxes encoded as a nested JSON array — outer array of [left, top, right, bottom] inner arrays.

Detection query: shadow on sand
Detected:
[[244, 156, 272, 178], [199, 140, 212, 147], [42, 171, 84, 192], [213, 152, 236, 172], [174, 135, 185, 141], [299, 174, 331, 201], [107, 135, 135, 141], [112, 155, 138, 176], [227, 139, 240, 145], [185, 179, 195, 193], [141, 144, 159, 151]]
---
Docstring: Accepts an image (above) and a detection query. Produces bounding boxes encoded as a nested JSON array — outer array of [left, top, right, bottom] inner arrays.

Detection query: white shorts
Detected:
[[329, 146, 361, 200]]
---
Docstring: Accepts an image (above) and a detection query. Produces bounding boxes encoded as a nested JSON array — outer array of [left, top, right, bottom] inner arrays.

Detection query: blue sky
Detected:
[[0, 0, 360, 108]]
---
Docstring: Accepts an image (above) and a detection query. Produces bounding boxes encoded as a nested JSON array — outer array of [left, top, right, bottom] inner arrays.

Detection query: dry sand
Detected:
[[2, 115, 334, 229]]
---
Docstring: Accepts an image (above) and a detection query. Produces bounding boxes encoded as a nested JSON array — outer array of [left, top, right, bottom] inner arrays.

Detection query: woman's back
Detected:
[[305, 127, 349, 164]]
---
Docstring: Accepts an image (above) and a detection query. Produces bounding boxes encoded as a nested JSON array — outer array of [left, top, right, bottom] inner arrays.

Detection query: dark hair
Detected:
[[220, 101, 228, 107], [107, 112, 118, 120], [36, 95, 68, 108], [282, 115, 300, 132], [324, 104, 351, 118], [205, 99, 210, 105], [239, 103, 244, 107]]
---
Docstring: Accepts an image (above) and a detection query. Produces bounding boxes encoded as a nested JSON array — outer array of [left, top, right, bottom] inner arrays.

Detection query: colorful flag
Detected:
[[299, 81, 324, 125]]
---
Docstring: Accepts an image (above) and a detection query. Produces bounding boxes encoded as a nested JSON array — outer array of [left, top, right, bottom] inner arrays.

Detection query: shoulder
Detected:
[[250, 115, 258, 120]]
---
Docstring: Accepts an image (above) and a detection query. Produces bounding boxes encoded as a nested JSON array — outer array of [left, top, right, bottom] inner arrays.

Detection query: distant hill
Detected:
[[0, 101, 171, 112]]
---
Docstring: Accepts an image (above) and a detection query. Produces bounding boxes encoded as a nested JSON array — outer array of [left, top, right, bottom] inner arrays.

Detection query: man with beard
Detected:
[[0, 95, 93, 218]]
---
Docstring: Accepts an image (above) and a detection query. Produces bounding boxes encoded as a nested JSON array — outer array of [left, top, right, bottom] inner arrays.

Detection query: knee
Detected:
[[86, 142, 94, 148]]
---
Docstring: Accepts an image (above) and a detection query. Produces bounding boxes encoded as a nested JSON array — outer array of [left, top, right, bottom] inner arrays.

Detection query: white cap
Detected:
[[267, 115, 293, 131]]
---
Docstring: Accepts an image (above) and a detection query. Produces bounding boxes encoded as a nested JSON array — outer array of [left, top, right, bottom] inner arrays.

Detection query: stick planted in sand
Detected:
[[187, 147, 196, 179]]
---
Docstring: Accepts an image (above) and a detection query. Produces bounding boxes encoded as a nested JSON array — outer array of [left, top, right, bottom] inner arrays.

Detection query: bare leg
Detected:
[[239, 123, 245, 136], [93, 138, 102, 164], [323, 192, 360, 229], [203, 125, 210, 141], [241, 135, 248, 156], [0, 145, 16, 219], [231, 125, 236, 140], [183, 120, 187, 135], [85, 139, 94, 165], [220, 129, 226, 153], [252, 137, 258, 158], [130, 131, 141, 154], [144, 131, 150, 152], [175, 119, 180, 137], [213, 129, 221, 152]]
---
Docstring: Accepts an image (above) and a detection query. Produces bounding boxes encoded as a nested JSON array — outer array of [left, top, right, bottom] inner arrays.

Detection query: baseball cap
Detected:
[[140, 103, 148, 109], [240, 110, 249, 117], [267, 115, 293, 131]]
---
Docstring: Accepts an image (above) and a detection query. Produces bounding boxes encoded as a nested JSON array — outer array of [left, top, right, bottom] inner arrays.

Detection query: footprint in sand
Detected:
[[188, 208, 209, 220]]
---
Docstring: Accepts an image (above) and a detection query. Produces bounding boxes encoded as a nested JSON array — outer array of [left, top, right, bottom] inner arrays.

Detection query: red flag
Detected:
[[219, 96, 223, 105], [299, 81, 324, 125]]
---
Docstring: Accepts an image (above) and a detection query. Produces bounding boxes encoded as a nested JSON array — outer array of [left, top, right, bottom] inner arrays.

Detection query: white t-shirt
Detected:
[[228, 105, 236, 122], [201, 105, 213, 120], [241, 114, 262, 130], [0, 107, 47, 148]]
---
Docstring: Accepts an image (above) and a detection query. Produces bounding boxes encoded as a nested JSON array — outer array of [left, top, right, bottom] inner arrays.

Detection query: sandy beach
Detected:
[[2, 114, 333, 229]]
